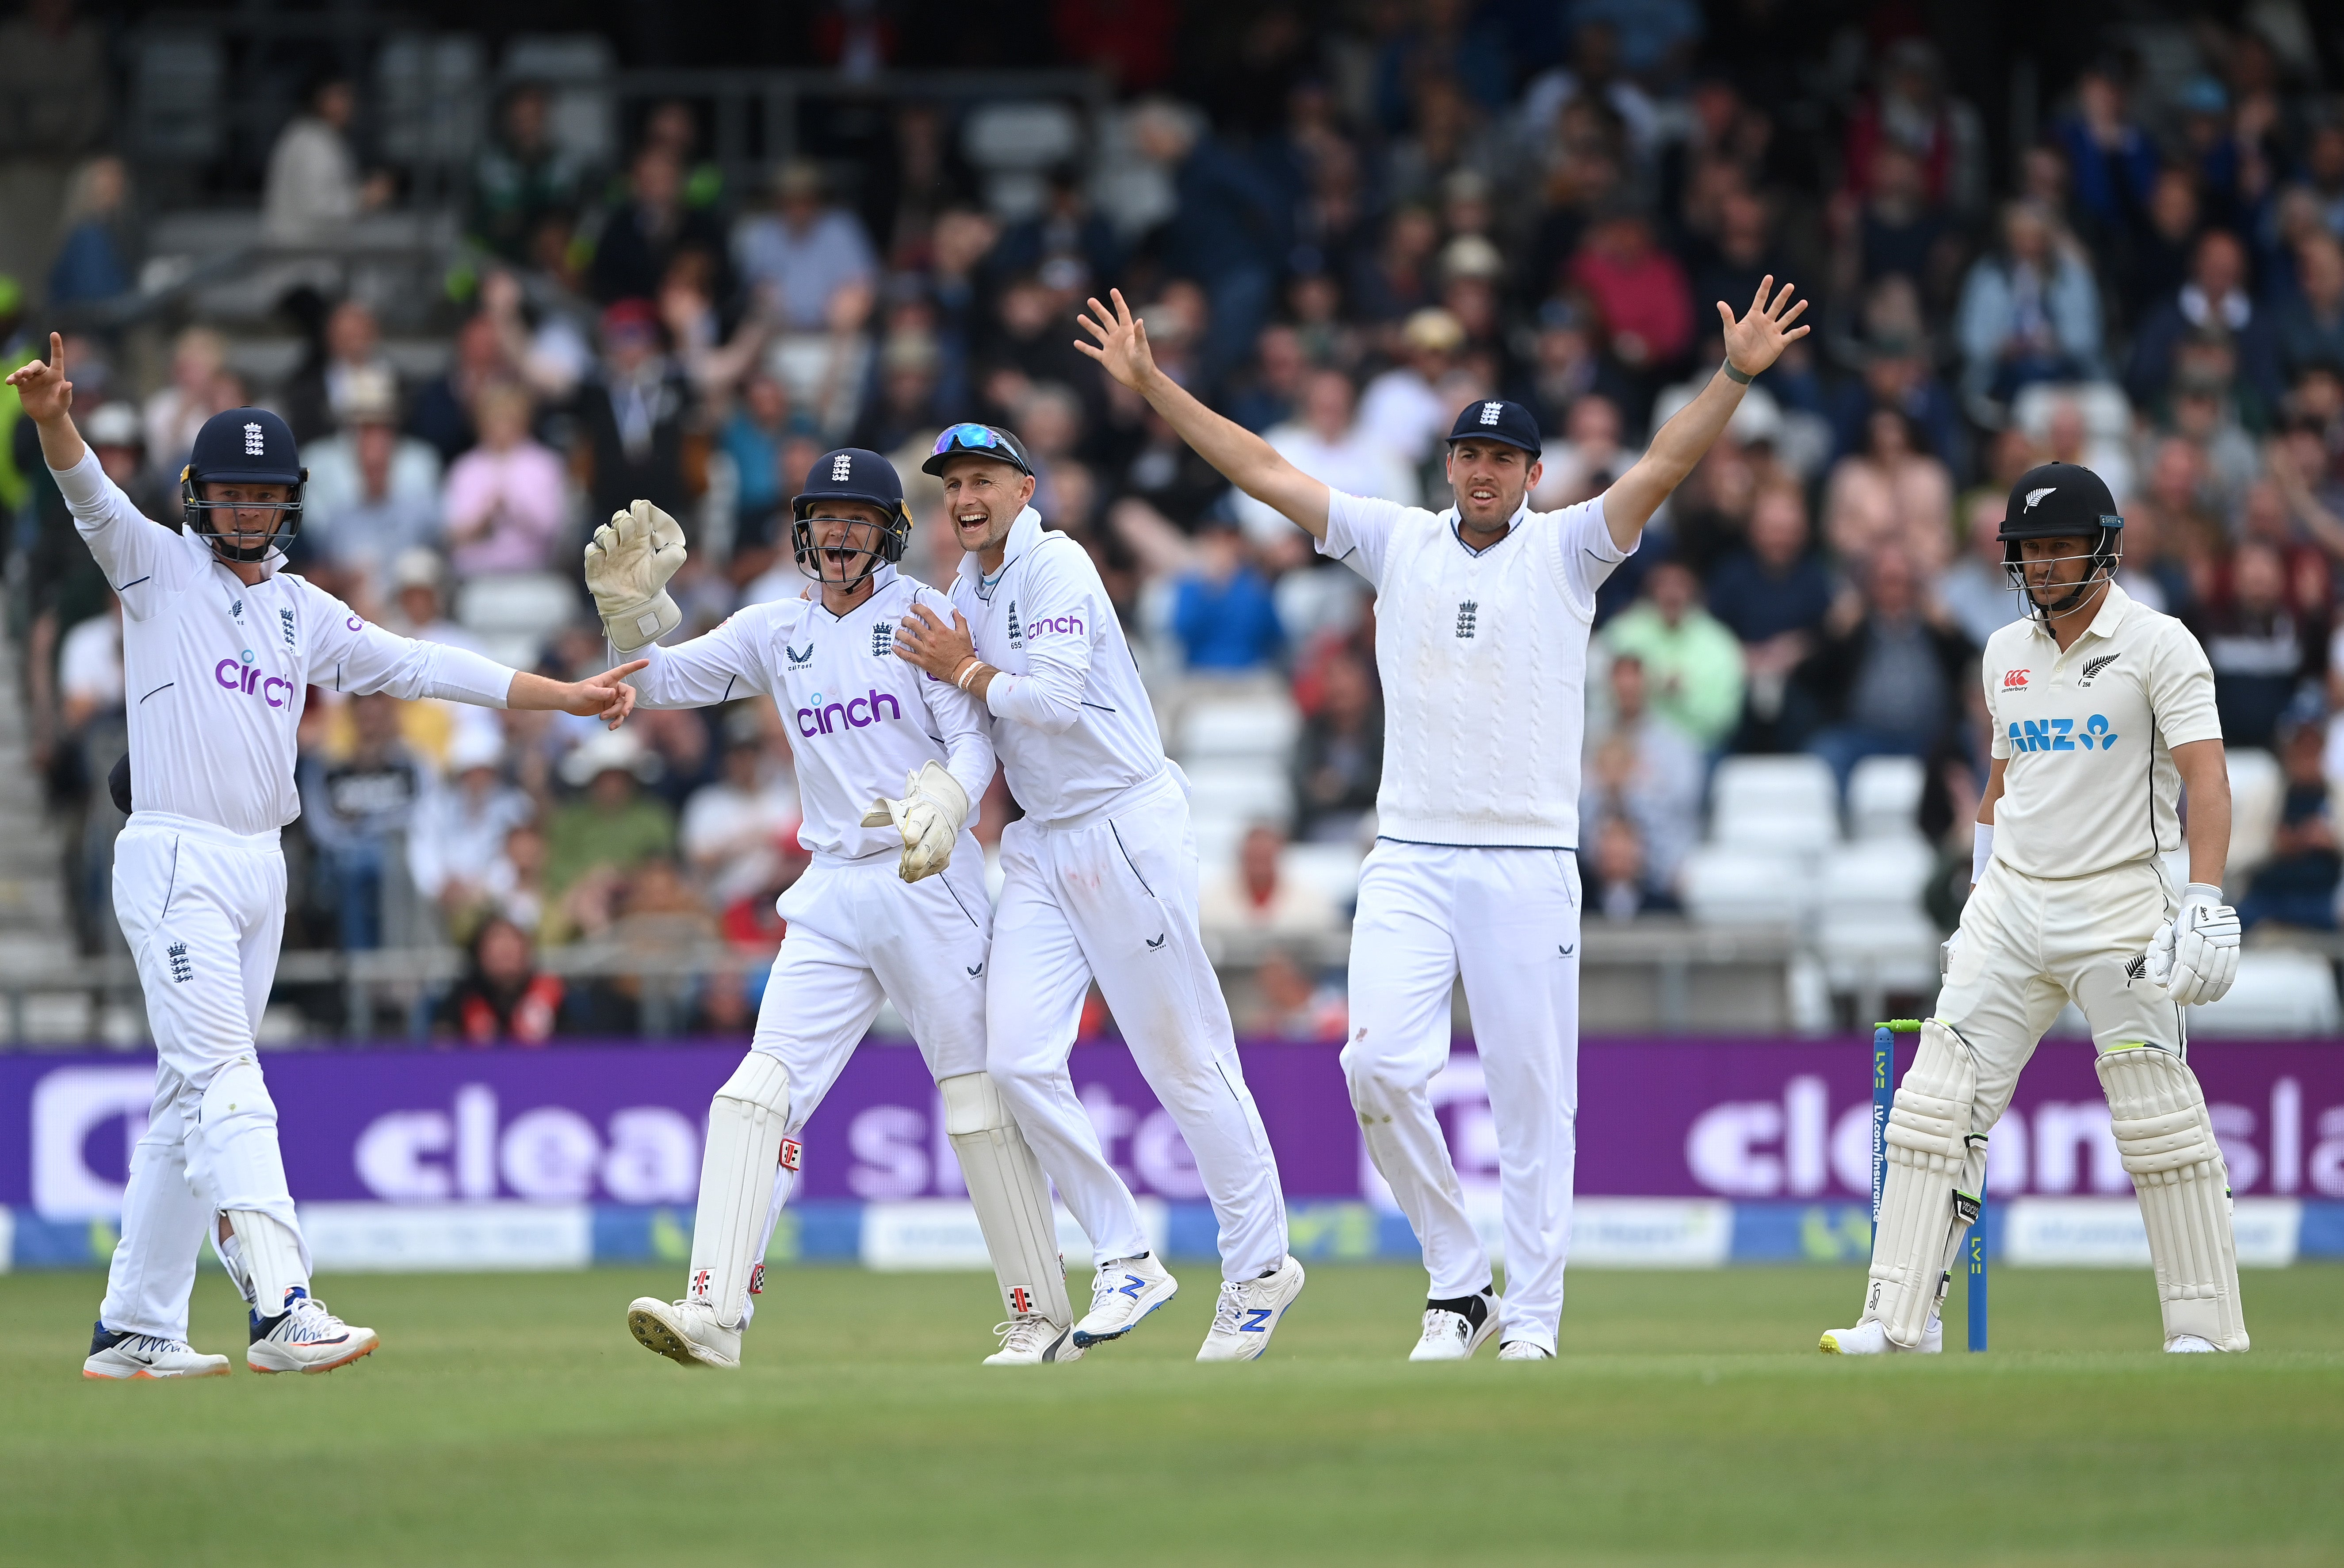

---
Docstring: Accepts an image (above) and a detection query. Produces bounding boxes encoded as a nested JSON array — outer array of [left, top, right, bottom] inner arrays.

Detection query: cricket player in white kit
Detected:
[[1072, 283, 1811, 1359], [601, 449, 1081, 1367], [891, 422, 1303, 1361], [1823, 462, 2248, 1355], [6, 337, 646, 1381]]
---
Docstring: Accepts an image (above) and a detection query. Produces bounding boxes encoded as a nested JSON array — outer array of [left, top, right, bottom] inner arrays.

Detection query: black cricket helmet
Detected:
[[181, 407, 306, 562], [1999, 461, 2123, 623], [789, 447, 912, 588]]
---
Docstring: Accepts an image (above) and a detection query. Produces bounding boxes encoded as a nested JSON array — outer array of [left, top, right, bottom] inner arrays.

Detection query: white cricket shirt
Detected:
[[57, 451, 519, 838], [1984, 582, 2223, 879], [630, 565, 994, 864], [1320, 491, 1631, 848], [952, 507, 1171, 825]]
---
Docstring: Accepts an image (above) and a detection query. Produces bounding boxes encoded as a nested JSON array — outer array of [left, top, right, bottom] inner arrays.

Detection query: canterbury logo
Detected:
[[2024, 486, 2055, 509], [2003, 669, 2029, 689], [2083, 653, 2121, 682]]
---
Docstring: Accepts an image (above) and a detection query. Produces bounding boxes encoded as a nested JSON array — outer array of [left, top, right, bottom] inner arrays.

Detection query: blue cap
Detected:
[[1446, 398, 1542, 457], [186, 407, 302, 486], [790, 447, 906, 522], [922, 421, 1034, 478]]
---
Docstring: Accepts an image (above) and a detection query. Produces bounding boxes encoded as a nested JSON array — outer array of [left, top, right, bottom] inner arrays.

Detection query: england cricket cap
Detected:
[[1998, 461, 2122, 542], [791, 447, 908, 523], [187, 406, 302, 486], [1446, 398, 1542, 457], [922, 421, 1034, 477]]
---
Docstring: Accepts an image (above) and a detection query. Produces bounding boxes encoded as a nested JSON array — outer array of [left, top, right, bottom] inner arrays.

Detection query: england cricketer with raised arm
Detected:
[[1069, 283, 1809, 1360], [603, 449, 1082, 1368], [890, 422, 1303, 1362], [6, 335, 646, 1381], [1821, 463, 2248, 1355]]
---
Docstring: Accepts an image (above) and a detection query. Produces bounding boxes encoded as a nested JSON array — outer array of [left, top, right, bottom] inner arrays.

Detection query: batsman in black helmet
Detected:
[[1822, 459, 2251, 1357]]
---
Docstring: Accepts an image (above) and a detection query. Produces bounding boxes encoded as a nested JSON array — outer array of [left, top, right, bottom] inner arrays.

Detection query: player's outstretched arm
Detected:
[[509, 662, 649, 729], [1075, 289, 1332, 540], [1603, 278, 1809, 549], [5, 332, 87, 471]]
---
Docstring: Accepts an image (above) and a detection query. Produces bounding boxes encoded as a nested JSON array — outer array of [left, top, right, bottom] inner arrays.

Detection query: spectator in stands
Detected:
[[1173, 520, 1283, 673], [1529, 393, 1628, 510], [441, 381, 565, 577], [469, 83, 586, 265], [680, 725, 799, 910], [1953, 198, 2105, 416], [2128, 229, 2284, 423], [263, 73, 392, 244], [0, 0, 109, 165], [436, 915, 565, 1047], [851, 329, 948, 458], [1568, 204, 1692, 376], [2051, 62, 2158, 250], [1225, 324, 1308, 435], [1824, 406, 1954, 574], [1705, 478, 1833, 747], [298, 692, 428, 951], [1938, 492, 2024, 651], [989, 162, 1122, 299], [1359, 307, 1464, 467], [1290, 646, 1381, 842], [2236, 720, 2341, 932], [733, 160, 878, 333], [283, 299, 396, 444], [1599, 558, 1745, 751], [1199, 823, 1341, 949], [407, 312, 511, 465], [579, 299, 693, 525], [47, 153, 130, 305], [298, 367, 441, 608], [1832, 142, 1957, 313], [407, 729, 535, 938], [1132, 96, 1287, 379], [589, 144, 728, 307], [2276, 234, 2344, 383], [141, 326, 230, 486], [545, 727, 677, 903], [1585, 813, 1680, 922], [1798, 543, 1974, 796], [1245, 945, 1348, 1041], [1234, 368, 1417, 540], [484, 821, 549, 936], [1583, 653, 1702, 889], [2203, 540, 2316, 750]]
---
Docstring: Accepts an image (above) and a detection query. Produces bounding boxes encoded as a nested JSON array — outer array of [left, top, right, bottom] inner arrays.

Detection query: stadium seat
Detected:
[[1681, 846, 1817, 925], [1281, 842, 1366, 909], [1815, 838, 1941, 996], [1847, 755, 1926, 840], [2225, 747, 2283, 879], [1709, 755, 1840, 855], [1177, 697, 1300, 764], [1182, 761, 1293, 826], [455, 573, 580, 672], [962, 102, 1083, 221], [500, 35, 614, 168], [377, 34, 486, 169], [2190, 950, 2344, 1036]]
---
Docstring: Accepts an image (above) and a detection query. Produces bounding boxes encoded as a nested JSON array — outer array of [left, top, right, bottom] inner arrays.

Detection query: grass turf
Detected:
[[2, 1263, 2338, 1566]]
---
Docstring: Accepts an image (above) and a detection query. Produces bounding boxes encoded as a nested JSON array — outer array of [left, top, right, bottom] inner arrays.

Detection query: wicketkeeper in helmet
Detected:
[[590, 450, 1081, 1367], [6, 335, 646, 1381], [1823, 462, 2248, 1355]]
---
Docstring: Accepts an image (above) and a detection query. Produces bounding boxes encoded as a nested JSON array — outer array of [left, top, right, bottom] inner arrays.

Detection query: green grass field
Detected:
[[3, 1263, 2339, 1566]]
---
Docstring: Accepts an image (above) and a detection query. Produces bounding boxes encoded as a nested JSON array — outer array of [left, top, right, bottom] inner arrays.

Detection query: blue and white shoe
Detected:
[[246, 1289, 379, 1375], [1197, 1255, 1306, 1362], [1071, 1253, 1178, 1348], [83, 1323, 231, 1380]]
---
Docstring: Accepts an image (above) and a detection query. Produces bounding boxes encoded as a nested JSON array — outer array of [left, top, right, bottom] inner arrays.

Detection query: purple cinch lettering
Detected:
[[869, 688, 902, 722], [821, 703, 846, 734], [797, 708, 818, 738], [847, 696, 871, 727]]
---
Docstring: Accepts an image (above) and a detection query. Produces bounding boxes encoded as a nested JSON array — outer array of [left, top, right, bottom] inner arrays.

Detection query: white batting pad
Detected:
[[941, 1072, 1071, 1326], [2098, 1046, 2250, 1352], [227, 1209, 310, 1318], [1868, 1020, 1982, 1348], [190, 1057, 299, 1228], [687, 1053, 793, 1329]]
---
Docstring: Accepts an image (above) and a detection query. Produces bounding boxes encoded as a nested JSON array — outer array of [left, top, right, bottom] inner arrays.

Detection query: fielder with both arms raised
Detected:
[[1822, 461, 2248, 1355]]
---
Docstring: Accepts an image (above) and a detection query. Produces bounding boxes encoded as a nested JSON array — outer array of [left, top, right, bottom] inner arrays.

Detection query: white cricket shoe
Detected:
[[1495, 1340, 1553, 1361], [1197, 1255, 1307, 1362], [2166, 1334, 2221, 1353], [83, 1324, 231, 1381], [627, 1296, 741, 1369], [1410, 1292, 1503, 1361], [246, 1290, 378, 1375], [1818, 1312, 1944, 1355], [1071, 1253, 1178, 1348], [984, 1315, 1082, 1365]]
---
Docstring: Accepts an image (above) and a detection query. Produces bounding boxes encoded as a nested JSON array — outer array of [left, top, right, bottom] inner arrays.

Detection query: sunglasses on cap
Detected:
[[925, 421, 1032, 476]]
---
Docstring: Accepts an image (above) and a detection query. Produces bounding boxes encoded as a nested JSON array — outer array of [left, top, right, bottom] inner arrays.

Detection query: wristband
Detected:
[[955, 658, 983, 692], [1722, 360, 1755, 385], [1971, 822, 1993, 884]]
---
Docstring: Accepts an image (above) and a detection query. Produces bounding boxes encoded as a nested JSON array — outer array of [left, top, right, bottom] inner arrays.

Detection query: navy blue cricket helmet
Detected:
[[789, 447, 912, 588], [181, 406, 306, 562]]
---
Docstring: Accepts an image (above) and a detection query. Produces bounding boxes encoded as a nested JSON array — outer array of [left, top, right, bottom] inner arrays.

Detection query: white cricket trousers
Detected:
[[985, 775, 1288, 1281], [1939, 857, 2184, 1123], [99, 812, 304, 1342], [1343, 841, 1583, 1353]]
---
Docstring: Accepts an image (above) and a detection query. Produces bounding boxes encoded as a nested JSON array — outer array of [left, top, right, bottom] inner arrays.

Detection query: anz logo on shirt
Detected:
[[2008, 714, 2121, 753]]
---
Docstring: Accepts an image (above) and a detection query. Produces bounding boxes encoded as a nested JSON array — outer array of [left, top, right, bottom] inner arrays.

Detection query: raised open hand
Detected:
[[6, 332, 72, 425], [1718, 277, 1809, 379], [1073, 289, 1159, 394]]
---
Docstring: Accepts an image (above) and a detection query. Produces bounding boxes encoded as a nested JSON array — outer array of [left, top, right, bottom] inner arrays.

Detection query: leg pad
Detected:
[[1868, 1021, 1984, 1348], [688, 1054, 792, 1329], [942, 1072, 1071, 1326], [2098, 1046, 2249, 1352]]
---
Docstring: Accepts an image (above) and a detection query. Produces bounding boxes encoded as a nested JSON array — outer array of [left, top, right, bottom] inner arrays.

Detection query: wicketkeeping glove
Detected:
[[859, 760, 971, 884], [2145, 883, 2241, 1006], [583, 499, 688, 653]]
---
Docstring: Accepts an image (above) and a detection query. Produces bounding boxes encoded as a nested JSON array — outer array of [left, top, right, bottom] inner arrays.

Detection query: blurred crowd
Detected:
[[11, 4, 2344, 1042]]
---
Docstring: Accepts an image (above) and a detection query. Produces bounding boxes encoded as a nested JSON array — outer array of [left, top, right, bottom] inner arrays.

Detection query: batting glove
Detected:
[[2145, 883, 2241, 1006], [859, 760, 971, 884], [584, 500, 688, 653]]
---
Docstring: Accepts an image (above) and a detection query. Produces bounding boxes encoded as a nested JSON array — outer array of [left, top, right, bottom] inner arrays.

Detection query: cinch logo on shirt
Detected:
[[2007, 714, 2120, 752], [215, 656, 295, 708], [1025, 612, 1084, 639], [795, 686, 904, 738], [2003, 669, 2029, 690]]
